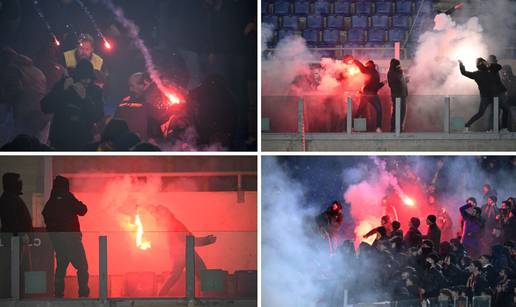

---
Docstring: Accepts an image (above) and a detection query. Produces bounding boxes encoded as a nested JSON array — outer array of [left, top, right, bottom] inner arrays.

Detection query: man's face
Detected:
[[77, 41, 93, 60], [488, 198, 493, 206], [482, 186, 489, 195], [129, 76, 146, 97]]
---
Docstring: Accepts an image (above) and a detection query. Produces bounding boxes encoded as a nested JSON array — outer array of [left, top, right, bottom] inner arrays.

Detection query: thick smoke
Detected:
[[263, 156, 516, 305]]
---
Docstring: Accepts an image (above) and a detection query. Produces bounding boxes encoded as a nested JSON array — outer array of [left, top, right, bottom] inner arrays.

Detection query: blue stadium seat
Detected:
[[322, 29, 340, 45], [282, 16, 298, 29], [274, 1, 291, 15], [351, 15, 369, 28], [371, 15, 389, 29], [396, 1, 412, 15], [327, 15, 344, 29], [302, 29, 319, 45], [307, 15, 323, 29], [294, 1, 310, 15], [355, 2, 372, 15], [262, 1, 270, 15], [278, 29, 295, 41], [388, 28, 406, 42], [368, 29, 386, 43], [348, 29, 366, 42], [334, 0, 351, 15], [414, 1, 433, 14], [392, 15, 409, 29], [263, 15, 279, 28], [314, 0, 330, 15], [375, 1, 393, 15]]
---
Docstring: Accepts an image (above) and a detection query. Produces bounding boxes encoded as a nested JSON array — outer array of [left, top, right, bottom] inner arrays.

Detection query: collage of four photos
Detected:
[[1, 0, 516, 306]]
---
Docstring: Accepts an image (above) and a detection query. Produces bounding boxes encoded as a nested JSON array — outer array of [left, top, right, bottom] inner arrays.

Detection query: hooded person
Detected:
[[41, 59, 104, 150], [501, 65, 516, 107], [0, 47, 49, 141], [316, 200, 344, 254], [459, 201, 483, 259], [459, 58, 499, 131], [349, 56, 385, 132], [42, 175, 89, 298], [0, 172, 32, 235], [387, 58, 408, 132], [487, 55, 511, 131], [0, 172, 32, 299]]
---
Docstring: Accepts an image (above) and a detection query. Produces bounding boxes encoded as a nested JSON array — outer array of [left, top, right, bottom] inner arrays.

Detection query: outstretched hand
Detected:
[[205, 234, 217, 245]]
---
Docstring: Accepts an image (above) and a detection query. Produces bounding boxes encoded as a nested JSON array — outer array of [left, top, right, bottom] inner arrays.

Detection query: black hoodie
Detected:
[[42, 176, 87, 233], [459, 62, 497, 97], [0, 173, 32, 234]]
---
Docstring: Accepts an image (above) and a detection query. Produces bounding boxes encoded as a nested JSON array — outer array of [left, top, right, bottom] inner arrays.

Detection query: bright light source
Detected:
[[402, 196, 415, 207], [135, 214, 151, 250], [104, 40, 112, 50]]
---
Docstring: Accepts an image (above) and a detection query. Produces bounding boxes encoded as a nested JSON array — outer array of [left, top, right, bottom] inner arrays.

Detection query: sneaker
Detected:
[[464, 127, 470, 133], [376, 128, 382, 133], [500, 128, 510, 133]]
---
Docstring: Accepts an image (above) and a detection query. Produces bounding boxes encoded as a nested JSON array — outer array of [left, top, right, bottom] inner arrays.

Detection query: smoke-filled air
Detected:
[[262, 156, 516, 306]]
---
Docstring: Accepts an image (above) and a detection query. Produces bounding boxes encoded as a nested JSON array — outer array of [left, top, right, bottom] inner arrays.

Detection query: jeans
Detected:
[[466, 96, 511, 129], [50, 233, 89, 297], [357, 94, 382, 129]]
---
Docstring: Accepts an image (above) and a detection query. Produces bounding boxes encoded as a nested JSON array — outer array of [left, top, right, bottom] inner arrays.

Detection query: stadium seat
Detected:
[[371, 15, 389, 29], [314, 0, 330, 15], [322, 29, 340, 45], [302, 29, 319, 45], [293, 1, 310, 15], [327, 15, 344, 29], [334, 0, 351, 15], [392, 15, 410, 29], [375, 1, 393, 15], [368, 29, 386, 43], [262, 1, 270, 15], [348, 29, 366, 42], [263, 15, 279, 28], [274, 1, 291, 15], [282, 15, 299, 29], [351, 15, 369, 28], [306, 15, 323, 29], [388, 28, 406, 42], [355, 2, 372, 15], [396, 1, 412, 15], [278, 29, 295, 41]]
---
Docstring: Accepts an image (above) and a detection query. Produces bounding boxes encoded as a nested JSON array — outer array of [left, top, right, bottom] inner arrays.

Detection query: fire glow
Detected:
[[401, 195, 416, 207], [165, 91, 181, 105], [103, 39, 112, 50], [134, 214, 151, 250]]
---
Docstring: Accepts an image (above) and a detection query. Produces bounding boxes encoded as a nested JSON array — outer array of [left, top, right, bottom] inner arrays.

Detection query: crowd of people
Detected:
[[0, 0, 257, 151], [317, 193, 516, 306]]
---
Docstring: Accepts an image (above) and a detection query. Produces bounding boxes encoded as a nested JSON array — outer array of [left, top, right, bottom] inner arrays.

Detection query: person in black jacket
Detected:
[[487, 55, 511, 131], [387, 58, 408, 132], [425, 214, 441, 252], [459, 58, 498, 131], [0, 172, 33, 298], [0, 173, 32, 236], [404, 217, 423, 249], [349, 56, 385, 132], [42, 176, 89, 298], [40, 59, 104, 150], [316, 200, 344, 254]]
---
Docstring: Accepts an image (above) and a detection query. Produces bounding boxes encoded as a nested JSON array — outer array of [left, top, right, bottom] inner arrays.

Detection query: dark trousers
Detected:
[[466, 96, 511, 129], [357, 94, 382, 129], [49, 233, 89, 297], [390, 96, 407, 132]]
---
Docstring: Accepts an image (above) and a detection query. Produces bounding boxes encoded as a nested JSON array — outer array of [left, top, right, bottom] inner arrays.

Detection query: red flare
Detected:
[[104, 40, 112, 50]]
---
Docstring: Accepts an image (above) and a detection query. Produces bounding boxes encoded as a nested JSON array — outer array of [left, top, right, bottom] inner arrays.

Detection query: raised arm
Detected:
[[353, 59, 368, 73], [458, 61, 475, 79], [459, 204, 473, 221], [70, 194, 88, 216]]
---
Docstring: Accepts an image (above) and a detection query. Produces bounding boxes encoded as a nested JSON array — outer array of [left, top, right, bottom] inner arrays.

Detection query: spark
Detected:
[[135, 214, 151, 250]]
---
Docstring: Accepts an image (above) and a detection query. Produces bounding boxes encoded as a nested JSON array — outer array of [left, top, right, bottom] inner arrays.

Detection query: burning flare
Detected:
[[103, 39, 112, 50], [134, 214, 151, 250], [401, 195, 415, 207]]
